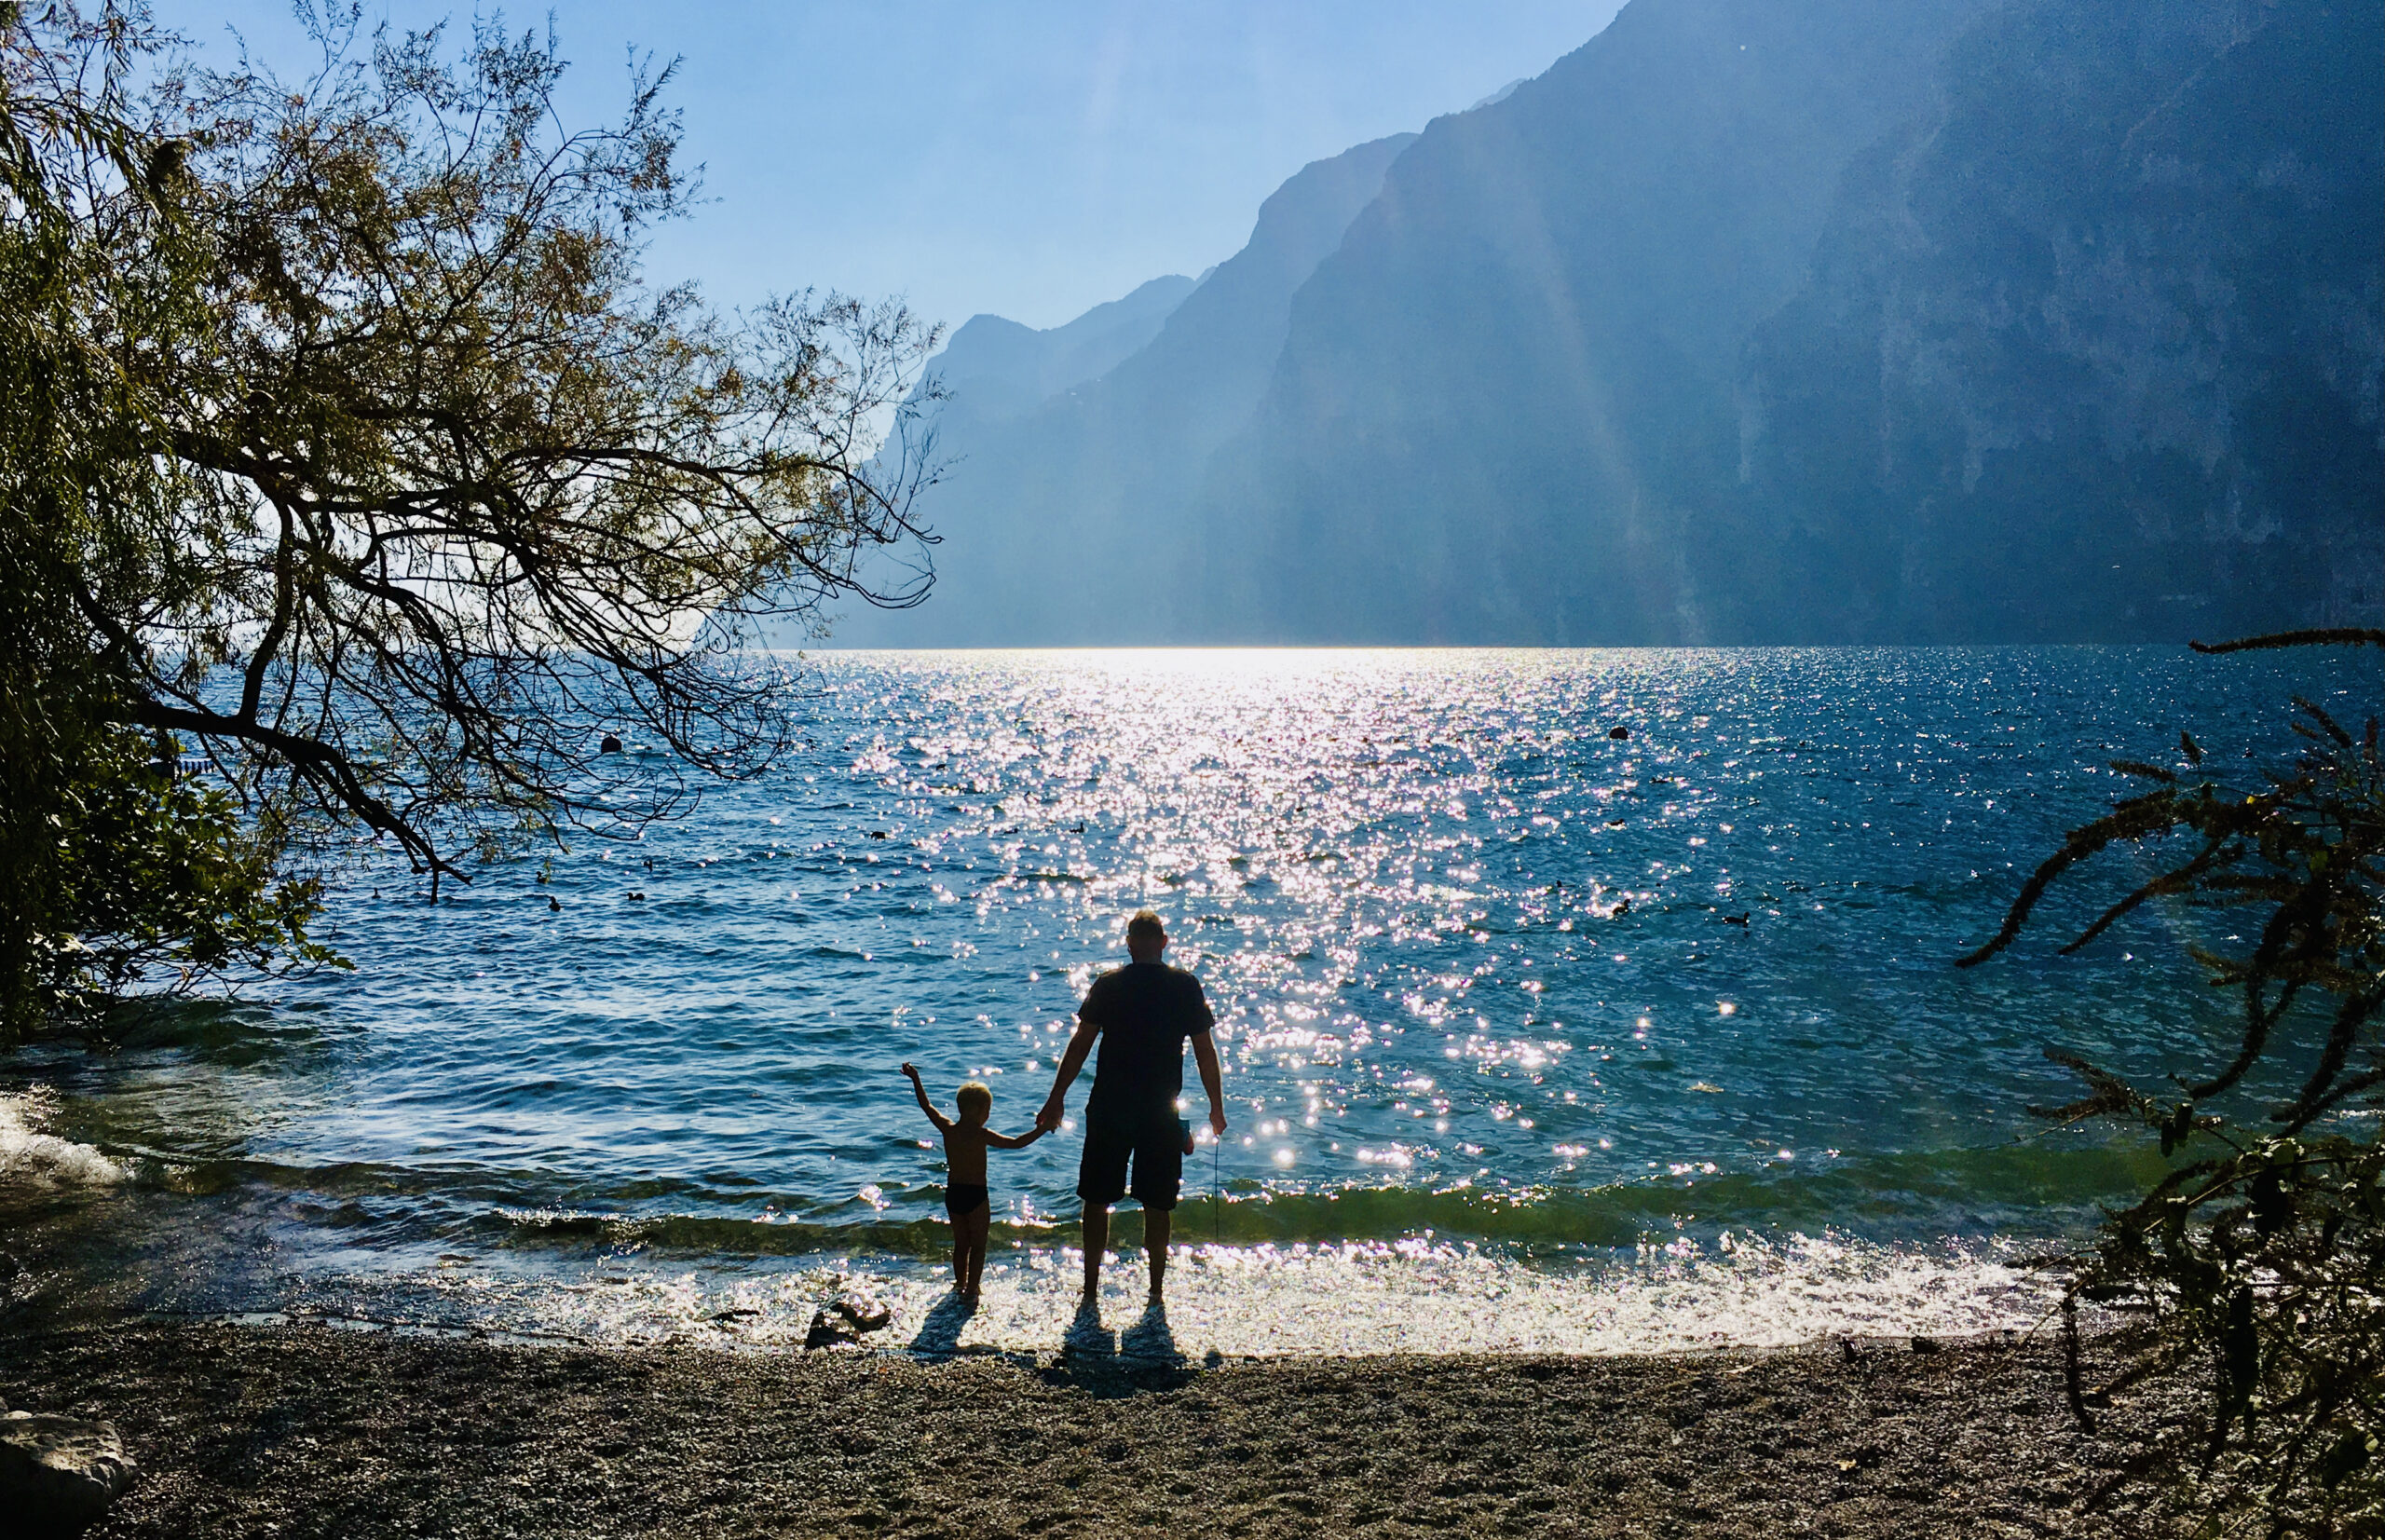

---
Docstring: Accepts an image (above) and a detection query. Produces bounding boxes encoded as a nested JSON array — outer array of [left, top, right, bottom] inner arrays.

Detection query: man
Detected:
[[1036, 909, 1228, 1302]]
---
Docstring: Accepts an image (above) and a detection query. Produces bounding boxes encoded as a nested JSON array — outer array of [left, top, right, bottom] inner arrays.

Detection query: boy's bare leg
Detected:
[[963, 1206, 990, 1298], [1145, 1207, 1171, 1301], [950, 1225, 969, 1296], [1081, 1204, 1109, 1297]]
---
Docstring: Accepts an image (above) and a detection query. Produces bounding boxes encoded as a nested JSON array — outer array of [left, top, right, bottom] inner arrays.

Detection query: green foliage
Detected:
[[0, 0, 284, 1035], [0, 2, 940, 1035], [1961, 630, 2385, 1536], [37, 726, 343, 1019]]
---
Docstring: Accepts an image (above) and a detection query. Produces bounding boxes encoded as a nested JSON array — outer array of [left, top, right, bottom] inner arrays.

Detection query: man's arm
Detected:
[[1191, 1029, 1228, 1137], [901, 1062, 952, 1134], [1038, 1019, 1099, 1131]]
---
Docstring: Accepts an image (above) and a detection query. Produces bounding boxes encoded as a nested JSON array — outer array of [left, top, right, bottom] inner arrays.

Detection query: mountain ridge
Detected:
[[835, 132, 1418, 645], [832, 0, 2381, 647]]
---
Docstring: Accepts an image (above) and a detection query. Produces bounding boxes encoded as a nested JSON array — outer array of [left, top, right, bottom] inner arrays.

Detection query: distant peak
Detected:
[[1470, 76, 1530, 110], [921, 272, 1200, 416]]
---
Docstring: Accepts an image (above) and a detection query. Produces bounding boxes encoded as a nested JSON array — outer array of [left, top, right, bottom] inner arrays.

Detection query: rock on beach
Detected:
[[0, 1406, 137, 1536]]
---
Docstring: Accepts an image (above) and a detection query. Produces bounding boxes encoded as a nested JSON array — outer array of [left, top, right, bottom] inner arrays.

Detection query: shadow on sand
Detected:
[[1043, 1296, 1197, 1397], [907, 1291, 979, 1356], [1119, 1299, 1182, 1366], [902, 1291, 1043, 1369]]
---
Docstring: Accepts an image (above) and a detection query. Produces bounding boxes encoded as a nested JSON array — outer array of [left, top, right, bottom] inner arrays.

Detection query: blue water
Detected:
[[5, 647, 2374, 1353]]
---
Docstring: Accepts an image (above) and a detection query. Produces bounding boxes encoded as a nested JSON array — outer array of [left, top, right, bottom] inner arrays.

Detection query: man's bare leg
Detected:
[[1081, 1204, 1109, 1297], [1145, 1207, 1171, 1301]]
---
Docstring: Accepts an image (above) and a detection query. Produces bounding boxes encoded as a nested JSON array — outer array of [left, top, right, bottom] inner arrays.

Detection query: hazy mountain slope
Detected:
[[1188, 0, 1997, 643], [927, 276, 1197, 427], [806, 275, 1197, 641], [1730, 0, 2384, 640], [831, 134, 1415, 646], [841, 0, 2378, 647]]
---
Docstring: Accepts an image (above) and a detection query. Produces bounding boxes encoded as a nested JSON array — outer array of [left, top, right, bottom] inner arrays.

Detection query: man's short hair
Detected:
[[956, 1082, 992, 1117], [1125, 909, 1165, 946]]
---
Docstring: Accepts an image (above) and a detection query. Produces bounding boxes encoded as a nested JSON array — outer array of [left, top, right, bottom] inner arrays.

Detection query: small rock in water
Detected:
[[0, 1411, 137, 1536], [1910, 1335, 1942, 1355], [803, 1310, 857, 1350], [1607, 726, 1630, 741], [835, 1297, 893, 1334], [599, 733, 623, 754]]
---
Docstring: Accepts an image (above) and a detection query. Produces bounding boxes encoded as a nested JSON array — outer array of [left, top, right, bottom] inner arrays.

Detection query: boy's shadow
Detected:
[[907, 1290, 976, 1356]]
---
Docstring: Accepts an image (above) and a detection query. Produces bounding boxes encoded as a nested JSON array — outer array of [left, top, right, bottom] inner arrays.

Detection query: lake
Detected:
[[4, 647, 2372, 1356]]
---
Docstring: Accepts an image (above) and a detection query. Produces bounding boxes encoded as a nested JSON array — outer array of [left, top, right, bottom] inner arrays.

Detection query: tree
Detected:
[[3, 0, 335, 1032], [1959, 629, 2384, 1536], [0, 2, 942, 1033]]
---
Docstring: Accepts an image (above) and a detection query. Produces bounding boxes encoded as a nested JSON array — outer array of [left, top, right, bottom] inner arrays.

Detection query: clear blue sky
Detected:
[[153, 1, 1623, 332]]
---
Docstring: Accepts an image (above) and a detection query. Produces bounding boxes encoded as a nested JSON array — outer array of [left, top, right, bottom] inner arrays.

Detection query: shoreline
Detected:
[[0, 1169, 2069, 1361], [7, 1316, 2185, 1537]]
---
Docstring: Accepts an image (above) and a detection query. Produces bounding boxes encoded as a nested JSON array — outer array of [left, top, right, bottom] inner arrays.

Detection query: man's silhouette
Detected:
[[1036, 909, 1228, 1301]]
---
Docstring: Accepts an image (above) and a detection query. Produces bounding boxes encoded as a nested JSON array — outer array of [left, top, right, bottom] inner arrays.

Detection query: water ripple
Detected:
[[5, 647, 2376, 1341]]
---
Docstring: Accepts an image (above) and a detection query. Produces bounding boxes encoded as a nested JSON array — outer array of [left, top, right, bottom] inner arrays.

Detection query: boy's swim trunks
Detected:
[[945, 1182, 990, 1219]]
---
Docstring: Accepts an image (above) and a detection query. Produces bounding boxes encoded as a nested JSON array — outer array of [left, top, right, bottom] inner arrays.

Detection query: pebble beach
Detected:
[[1, 1319, 2188, 1538]]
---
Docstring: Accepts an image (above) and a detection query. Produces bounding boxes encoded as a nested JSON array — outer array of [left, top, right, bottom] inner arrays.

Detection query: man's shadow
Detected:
[[907, 1290, 976, 1356], [1060, 1292, 1116, 1360], [1119, 1299, 1183, 1367], [1046, 1296, 1192, 1397]]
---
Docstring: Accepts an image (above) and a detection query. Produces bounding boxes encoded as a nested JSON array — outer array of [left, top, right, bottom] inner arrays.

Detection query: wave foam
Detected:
[[300, 1230, 2058, 1358], [0, 1091, 126, 1188]]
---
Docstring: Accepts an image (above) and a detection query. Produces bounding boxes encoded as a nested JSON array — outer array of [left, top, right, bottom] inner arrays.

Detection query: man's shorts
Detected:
[[1077, 1108, 1187, 1211]]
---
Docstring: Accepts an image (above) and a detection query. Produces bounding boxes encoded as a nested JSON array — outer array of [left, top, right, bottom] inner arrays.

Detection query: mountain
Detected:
[[1727, 0, 2385, 640], [835, 0, 2381, 647], [1190, 0, 1999, 642], [928, 276, 1196, 427], [832, 134, 1417, 646]]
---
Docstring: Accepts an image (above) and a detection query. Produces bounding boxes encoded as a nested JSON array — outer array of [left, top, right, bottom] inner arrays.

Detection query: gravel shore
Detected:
[[0, 1317, 2197, 1538]]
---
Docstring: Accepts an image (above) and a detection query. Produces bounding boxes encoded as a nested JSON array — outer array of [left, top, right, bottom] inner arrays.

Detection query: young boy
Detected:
[[902, 1062, 1046, 1299]]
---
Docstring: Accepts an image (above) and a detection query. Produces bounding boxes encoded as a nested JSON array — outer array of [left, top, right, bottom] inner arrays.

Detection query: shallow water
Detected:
[[5, 647, 2374, 1353]]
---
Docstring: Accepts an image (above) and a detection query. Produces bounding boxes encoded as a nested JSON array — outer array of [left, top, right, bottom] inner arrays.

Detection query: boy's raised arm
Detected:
[[900, 1062, 952, 1133]]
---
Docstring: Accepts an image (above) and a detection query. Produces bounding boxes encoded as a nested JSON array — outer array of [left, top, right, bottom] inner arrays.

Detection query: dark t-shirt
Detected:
[[1080, 961, 1215, 1122]]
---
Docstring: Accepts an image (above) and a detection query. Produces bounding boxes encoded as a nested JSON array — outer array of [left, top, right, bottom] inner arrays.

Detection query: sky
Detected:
[[151, 1, 1624, 334]]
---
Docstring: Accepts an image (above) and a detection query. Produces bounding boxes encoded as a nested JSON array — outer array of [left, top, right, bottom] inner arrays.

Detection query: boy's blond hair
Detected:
[[956, 1082, 992, 1118]]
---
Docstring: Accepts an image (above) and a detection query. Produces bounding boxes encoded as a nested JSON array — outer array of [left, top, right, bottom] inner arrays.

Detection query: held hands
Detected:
[[1035, 1095, 1065, 1133]]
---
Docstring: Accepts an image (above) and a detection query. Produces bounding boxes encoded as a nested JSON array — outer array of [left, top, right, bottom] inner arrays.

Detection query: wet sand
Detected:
[[3, 1318, 2187, 1538]]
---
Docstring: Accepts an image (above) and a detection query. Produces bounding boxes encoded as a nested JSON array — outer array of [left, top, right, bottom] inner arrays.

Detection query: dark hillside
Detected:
[[1730, 0, 2384, 641], [1186, 0, 1996, 642], [838, 0, 2381, 646]]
